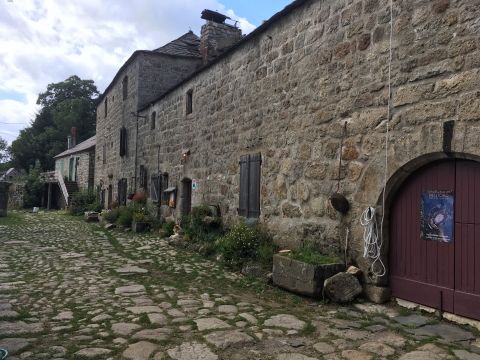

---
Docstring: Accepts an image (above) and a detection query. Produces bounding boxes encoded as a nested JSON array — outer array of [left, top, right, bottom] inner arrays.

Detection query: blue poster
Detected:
[[421, 191, 454, 243]]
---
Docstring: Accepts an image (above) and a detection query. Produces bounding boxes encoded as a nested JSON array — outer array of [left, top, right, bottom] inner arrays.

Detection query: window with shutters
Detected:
[[238, 153, 261, 218], [161, 172, 169, 204], [150, 175, 160, 202], [139, 165, 148, 189], [118, 178, 127, 206], [119, 127, 127, 157]]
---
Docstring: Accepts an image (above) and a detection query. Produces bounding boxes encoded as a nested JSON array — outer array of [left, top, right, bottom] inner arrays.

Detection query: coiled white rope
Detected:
[[361, 207, 386, 278]]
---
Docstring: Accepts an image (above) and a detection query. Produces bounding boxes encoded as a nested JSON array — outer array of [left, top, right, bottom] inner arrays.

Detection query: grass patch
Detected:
[[0, 210, 25, 226], [284, 245, 341, 265], [301, 321, 316, 336]]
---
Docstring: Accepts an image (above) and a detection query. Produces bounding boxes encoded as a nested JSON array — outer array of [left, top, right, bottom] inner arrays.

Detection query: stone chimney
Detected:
[[71, 127, 77, 148], [200, 9, 242, 65]]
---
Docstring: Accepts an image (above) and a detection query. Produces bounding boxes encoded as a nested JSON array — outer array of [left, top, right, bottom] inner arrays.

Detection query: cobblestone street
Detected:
[[1, 211, 480, 359]]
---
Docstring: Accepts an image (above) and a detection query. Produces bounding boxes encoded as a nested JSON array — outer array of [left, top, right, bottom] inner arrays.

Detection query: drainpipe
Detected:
[[131, 112, 147, 191]]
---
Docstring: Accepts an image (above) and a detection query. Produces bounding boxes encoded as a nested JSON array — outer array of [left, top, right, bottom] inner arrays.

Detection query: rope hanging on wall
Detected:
[[361, 207, 386, 278]]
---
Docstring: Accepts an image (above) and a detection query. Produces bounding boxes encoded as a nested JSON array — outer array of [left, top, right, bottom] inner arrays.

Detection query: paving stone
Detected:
[[52, 311, 74, 321], [177, 299, 201, 306], [341, 350, 373, 360], [74, 347, 112, 359], [167, 309, 185, 317], [114, 285, 146, 295], [204, 330, 255, 349], [148, 313, 168, 326], [131, 328, 172, 341], [393, 314, 430, 327], [115, 266, 148, 275], [167, 341, 218, 360], [111, 322, 141, 336], [122, 341, 158, 360], [90, 314, 111, 322], [411, 323, 475, 342], [218, 305, 238, 314], [239, 313, 257, 324], [453, 349, 480, 360], [126, 305, 163, 314], [264, 314, 306, 330], [0, 310, 19, 318], [0, 321, 44, 336], [313, 342, 335, 354], [277, 354, 318, 360], [195, 317, 231, 331], [0, 338, 31, 355], [398, 351, 439, 360], [359, 342, 395, 357]]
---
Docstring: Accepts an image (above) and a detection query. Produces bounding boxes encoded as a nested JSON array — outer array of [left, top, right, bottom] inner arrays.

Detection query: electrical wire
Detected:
[[361, 207, 386, 278]]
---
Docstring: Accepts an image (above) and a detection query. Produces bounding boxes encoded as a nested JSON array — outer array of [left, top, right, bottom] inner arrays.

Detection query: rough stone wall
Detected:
[[138, 53, 202, 109], [55, 150, 93, 190], [100, 0, 480, 281], [95, 54, 201, 206], [8, 182, 24, 209]]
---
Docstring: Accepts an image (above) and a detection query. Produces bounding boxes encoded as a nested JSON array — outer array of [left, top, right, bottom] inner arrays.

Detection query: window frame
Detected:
[[151, 111, 156, 130], [122, 76, 128, 100], [186, 89, 193, 115]]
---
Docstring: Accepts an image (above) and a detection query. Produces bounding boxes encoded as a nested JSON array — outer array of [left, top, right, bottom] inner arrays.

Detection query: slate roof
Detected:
[[154, 31, 201, 58], [54, 136, 96, 159]]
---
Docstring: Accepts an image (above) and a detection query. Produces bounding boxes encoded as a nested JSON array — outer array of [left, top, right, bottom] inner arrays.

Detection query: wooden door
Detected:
[[453, 160, 480, 319], [391, 159, 480, 320], [180, 178, 192, 216], [390, 161, 455, 313]]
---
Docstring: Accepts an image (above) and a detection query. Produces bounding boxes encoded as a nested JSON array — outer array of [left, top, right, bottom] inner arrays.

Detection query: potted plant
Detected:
[[131, 206, 151, 233], [272, 245, 345, 299]]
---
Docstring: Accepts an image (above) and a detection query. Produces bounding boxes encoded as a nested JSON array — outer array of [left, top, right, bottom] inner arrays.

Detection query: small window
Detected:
[[119, 127, 127, 157], [118, 178, 127, 206], [150, 175, 160, 202], [151, 111, 156, 130], [104, 97, 108, 117], [161, 172, 169, 204], [186, 89, 193, 115], [238, 153, 261, 218], [122, 76, 128, 100], [102, 144, 106, 165], [139, 165, 148, 189]]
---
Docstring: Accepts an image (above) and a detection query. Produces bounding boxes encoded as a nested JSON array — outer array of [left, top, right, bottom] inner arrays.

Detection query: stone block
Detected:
[[324, 272, 362, 303], [272, 254, 345, 298], [363, 284, 391, 304]]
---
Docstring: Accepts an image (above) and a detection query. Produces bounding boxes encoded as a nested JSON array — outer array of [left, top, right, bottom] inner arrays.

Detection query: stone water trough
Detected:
[[272, 254, 345, 299]]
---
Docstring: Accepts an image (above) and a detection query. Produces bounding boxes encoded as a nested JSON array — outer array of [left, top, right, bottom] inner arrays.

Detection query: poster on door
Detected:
[[420, 190, 454, 243]]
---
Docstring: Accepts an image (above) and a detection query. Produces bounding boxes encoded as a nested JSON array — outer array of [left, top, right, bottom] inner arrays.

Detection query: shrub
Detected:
[[69, 189, 98, 215], [215, 222, 277, 269], [102, 208, 119, 223], [162, 221, 175, 237], [116, 206, 134, 227], [23, 162, 44, 208]]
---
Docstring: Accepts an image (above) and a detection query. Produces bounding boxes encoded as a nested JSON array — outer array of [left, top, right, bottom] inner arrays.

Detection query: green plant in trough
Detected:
[[162, 221, 175, 237], [69, 189, 100, 215], [102, 208, 119, 223], [285, 244, 341, 265], [116, 206, 134, 227]]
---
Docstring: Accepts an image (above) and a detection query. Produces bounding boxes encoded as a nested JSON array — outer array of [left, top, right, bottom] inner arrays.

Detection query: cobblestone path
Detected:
[[1, 211, 480, 359]]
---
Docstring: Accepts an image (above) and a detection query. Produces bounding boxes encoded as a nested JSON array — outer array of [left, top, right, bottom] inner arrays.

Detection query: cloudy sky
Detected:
[[0, 0, 292, 144]]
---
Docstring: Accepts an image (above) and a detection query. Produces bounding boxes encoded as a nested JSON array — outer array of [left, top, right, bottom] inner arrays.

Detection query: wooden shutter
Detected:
[[119, 127, 125, 156], [238, 155, 249, 217], [161, 173, 169, 204], [248, 153, 261, 218], [150, 175, 159, 202]]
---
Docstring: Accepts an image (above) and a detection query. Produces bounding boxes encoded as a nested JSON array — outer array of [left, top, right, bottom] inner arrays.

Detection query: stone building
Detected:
[[96, 0, 480, 319]]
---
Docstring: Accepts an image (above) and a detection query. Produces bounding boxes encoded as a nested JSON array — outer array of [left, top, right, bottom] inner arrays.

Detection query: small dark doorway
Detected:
[[180, 178, 192, 216], [107, 185, 113, 209]]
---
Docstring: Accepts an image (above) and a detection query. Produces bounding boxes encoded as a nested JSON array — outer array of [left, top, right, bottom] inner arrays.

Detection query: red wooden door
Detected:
[[454, 160, 480, 319], [390, 161, 455, 313], [390, 159, 480, 320]]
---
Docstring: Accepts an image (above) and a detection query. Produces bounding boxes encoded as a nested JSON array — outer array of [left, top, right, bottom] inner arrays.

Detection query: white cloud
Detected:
[[0, 0, 256, 144]]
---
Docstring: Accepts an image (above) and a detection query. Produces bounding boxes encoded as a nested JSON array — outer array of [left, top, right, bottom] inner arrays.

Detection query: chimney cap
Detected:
[[201, 9, 230, 24]]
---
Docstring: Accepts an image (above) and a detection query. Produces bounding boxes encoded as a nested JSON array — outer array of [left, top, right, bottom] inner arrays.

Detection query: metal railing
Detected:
[[39, 170, 70, 206]]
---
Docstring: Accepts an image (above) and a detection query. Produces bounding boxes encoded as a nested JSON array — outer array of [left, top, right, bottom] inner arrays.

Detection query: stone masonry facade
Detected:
[[96, 0, 480, 283]]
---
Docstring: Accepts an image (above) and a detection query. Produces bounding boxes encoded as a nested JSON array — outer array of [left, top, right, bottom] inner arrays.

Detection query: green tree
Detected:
[[10, 76, 99, 172], [23, 160, 44, 208], [0, 136, 9, 164]]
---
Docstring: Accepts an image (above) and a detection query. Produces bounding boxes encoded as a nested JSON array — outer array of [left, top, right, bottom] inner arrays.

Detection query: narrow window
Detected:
[[238, 153, 261, 218], [104, 97, 108, 117], [186, 89, 193, 115], [151, 111, 156, 130], [102, 144, 106, 165], [119, 127, 127, 157], [122, 76, 128, 100], [150, 175, 160, 202], [161, 172, 169, 204], [118, 178, 127, 206], [139, 165, 148, 189]]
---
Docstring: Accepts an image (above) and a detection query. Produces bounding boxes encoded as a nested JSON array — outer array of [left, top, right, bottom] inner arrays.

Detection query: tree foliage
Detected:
[[10, 76, 99, 172], [0, 136, 9, 164]]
